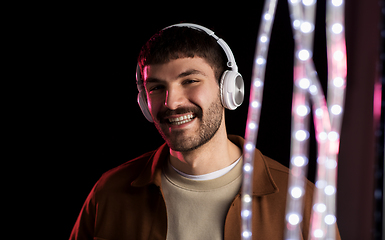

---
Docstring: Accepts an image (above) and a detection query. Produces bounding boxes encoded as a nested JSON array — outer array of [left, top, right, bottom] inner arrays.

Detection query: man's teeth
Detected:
[[168, 114, 195, 125]]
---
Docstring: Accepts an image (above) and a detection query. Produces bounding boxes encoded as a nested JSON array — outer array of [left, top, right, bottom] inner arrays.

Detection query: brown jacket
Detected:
[[70, 135, 340, 240]]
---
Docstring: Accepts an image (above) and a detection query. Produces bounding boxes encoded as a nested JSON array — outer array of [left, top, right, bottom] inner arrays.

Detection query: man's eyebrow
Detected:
[[177, 69, 207, 79], [144, 69, 207, 85], [145, 77, 164, 84]]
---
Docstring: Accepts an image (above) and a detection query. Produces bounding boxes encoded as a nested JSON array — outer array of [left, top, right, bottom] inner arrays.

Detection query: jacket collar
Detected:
[[131, 135, 278, 196], [131, 143, 169, 187]]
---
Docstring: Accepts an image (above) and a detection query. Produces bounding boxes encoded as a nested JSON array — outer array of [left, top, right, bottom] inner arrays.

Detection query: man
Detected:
[[70, 24, 340, 239]]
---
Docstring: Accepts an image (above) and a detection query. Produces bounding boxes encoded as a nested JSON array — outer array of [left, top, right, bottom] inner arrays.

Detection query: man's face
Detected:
[[143, 57, 224, 152]]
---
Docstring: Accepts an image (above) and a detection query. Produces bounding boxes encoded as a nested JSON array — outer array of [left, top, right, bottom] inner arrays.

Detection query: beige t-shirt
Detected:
[[161, 157, 243, 240]]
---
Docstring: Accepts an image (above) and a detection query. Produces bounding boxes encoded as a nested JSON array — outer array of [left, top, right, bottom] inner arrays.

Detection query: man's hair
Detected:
[[137, 26, 228, 83]]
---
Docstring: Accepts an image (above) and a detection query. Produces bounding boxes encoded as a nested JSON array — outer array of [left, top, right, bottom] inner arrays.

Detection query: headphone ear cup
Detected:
[[137, 91, 154, 122], [220, 70, 245, 110]]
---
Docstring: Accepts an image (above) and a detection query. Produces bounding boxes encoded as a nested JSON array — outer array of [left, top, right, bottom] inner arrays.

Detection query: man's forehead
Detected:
[[143, 57, 214, 82]]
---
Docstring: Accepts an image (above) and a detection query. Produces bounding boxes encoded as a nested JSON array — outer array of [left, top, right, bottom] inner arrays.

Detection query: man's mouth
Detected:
[[167, 113, 196, 125]]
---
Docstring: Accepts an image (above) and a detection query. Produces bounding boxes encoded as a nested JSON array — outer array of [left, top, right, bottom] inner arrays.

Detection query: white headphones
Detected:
[[136, 23, 245, 122]]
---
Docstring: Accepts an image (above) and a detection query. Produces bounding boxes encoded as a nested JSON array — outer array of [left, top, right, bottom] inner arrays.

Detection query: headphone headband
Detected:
[[137, 23, 239, 88], [163, 23, 238, 72]]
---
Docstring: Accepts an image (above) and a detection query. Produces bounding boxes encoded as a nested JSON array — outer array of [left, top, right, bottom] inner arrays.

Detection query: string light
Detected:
[[242, 0, 346, 239], [241, 0, 278, 239], [283, 0, 347, 239]]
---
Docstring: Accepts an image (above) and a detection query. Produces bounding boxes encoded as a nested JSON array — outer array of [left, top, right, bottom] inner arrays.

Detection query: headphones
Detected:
[[136, 23, 244, 122]]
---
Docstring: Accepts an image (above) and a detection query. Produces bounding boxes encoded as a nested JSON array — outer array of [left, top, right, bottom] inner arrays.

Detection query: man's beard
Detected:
[[153, 96, 223, 152]]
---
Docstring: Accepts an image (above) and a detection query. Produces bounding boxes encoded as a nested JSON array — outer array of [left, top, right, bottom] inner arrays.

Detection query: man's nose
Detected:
[[164, 88, 185, 110]]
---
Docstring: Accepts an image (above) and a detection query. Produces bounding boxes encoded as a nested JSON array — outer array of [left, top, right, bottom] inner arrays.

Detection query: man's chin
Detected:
[[164, 133, 199, 152], [168, 142, 201, 152]]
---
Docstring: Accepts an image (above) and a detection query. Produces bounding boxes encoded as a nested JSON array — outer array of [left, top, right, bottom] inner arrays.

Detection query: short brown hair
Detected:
[[137, 26, 228, 82]]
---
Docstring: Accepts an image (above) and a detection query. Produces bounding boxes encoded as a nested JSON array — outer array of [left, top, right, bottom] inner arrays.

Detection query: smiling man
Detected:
[[70, 24, 340, 240]]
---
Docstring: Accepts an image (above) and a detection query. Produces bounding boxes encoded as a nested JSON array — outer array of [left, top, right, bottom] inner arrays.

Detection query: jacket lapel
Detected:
[[131, 143, 169, 187]]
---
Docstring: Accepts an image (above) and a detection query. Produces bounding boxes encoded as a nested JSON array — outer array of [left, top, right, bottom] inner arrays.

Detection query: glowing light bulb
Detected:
[[299, 78, 310, 89], [242, 231, 252, 238], [287, 213, 301, 225], [332, 0, 343, 6], [248, 122, 257, 129], [242, 210, 251, 218], [328, 131, 339, 141], [295, 130, 308, 141], [314, 203, 327, 213], [314, 229, 324, 238], [326, 159, 338, 169], [303, 0, 316, 5], [332, 23, 343, 34], [264, 13, 272, 20], [318, 131, 327, 141], [324, 214, 336, 225], [292, 156, 307, 167], [293, 20, 301, 29], [333, 50, 344, 61], [252, 101, 260, 108], [296, 105, 309, 116], [316, 180, 327, 189], [333, 77, 344, 87], [315, 108, 323, 117], [301, 21, 313, 33], [244, 163, 252, 172], [254, 79, 263, 87], [291, 187, 303, 198], [260, 35, 268, 43], [256, 57, 266, 65], [324, 185, 336, 195], [298, 49, 311, 61], [331, 104, 342, 115], [243, 194, 252, 203], [309, 85, 318, 95], [245, 143, 253, 151]]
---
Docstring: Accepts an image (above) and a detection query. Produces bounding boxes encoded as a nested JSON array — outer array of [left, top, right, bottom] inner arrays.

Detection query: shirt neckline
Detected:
[[170, 156, 242, 181]]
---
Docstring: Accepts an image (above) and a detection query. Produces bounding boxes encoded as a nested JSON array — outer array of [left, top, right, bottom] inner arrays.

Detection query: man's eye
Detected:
[[183, 79, 198, 84], [148, 85, 164, 92]]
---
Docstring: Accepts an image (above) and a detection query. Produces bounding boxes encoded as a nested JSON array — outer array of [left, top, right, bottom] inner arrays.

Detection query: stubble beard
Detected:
[[154, 96, 223, 152]]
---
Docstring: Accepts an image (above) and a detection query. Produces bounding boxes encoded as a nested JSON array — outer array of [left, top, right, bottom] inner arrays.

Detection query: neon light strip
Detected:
[[285, 0, 317, 238], [242, 0, 346, 239], [308, 0, 347, 239], [241, 0, 278, 238], [284, 0, 347, 239]]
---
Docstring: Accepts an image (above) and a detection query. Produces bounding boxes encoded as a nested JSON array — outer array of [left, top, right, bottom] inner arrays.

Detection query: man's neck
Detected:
[[169, 121, 242, 175]]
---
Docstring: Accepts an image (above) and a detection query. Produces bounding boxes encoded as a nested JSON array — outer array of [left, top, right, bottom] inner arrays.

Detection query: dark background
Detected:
[[35, 0, 382, 239]]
